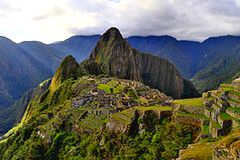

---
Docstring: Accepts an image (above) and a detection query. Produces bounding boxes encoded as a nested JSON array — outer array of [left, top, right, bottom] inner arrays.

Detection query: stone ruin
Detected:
[[202, 80, 240, 138]]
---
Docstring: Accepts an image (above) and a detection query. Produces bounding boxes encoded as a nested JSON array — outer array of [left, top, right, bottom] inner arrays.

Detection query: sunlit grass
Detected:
[[173, 98, 203, 107]]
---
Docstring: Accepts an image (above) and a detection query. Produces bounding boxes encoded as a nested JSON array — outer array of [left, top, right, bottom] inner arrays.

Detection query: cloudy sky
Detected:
[[0, 0, 240, 43]]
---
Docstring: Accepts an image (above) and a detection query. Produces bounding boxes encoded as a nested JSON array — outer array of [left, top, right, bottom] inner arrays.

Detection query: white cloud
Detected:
[[0, 0, 240, 43]]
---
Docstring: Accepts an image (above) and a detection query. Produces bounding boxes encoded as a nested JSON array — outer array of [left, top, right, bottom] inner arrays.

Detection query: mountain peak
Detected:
[[85, 28, 199, 98], [50, 55, 82, 91], [101, 27, 123, 42], [87, 27, 141, 80]]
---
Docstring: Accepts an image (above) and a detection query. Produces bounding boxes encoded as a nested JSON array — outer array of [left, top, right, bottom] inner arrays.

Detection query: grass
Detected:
[[229, 90, 240, 97], [173, 98, 203, 107], [181, 130, 240, 160], [134, 106, 172, 111], [202, 124, 209, 135], [219, 112, 232, 121], [229, 98, 240, 104], [179, 142, 216, 160], [176, 112, 208, 120], [205, 97, 214, 101], [220, 84, 234, 92], [98, 79, 125, 94], [226, 106, 240, 114], [211, 120, 221, 129]]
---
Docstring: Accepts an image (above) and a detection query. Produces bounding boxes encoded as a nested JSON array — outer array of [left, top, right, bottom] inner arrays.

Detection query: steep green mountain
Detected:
[[0, 27, 199, 136], [1, 31, 240, 158], [2, 29, 240, 139], [0, 54, 199, 160], [192, 36, 240, 92], [50, 34, 240, 93], [1, 31, 240, 112], [127, 36, 201, 78], [0, 35, 99, 112], [0, 79, 51, 135], [83, 27, 199, 99], [0, 36, 60, 109], [50, 55, 84, 90], [19, 41, 61, 72]]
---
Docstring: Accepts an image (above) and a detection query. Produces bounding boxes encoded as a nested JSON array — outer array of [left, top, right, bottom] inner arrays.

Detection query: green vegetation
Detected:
[[227, 106, 240, 113], [79, 114, 107, 130], [3, 27, 240, 160], [220, 84, 234, 92], [173, 98, 203, 107], [137, 96, 148, 104], [216, 130, 240, 147], [0, 120, 194, 160], [202, 125, 209, 135], [219, 112, 232, 120], [176, 112, 208, 120], [229, 98, 240, 104], [134, 106, 172, 111], [211, 120, 221, 129], [179, 142, 216, 160], [229, 90, 240, 97], [0, 73, 196, 159], [98, 79, 125, 94]]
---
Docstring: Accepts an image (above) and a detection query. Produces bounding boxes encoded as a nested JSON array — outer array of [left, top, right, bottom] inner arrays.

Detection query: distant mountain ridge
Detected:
[[0, 37, 61, 109], [50, 34, 240, 93], [50, 35, 100, 62], [1, 33, 240, 110]]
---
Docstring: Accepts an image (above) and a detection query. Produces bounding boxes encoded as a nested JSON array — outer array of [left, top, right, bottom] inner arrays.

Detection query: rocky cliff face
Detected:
[[137, 52, 184, 98], [84, 27, 199, 98]]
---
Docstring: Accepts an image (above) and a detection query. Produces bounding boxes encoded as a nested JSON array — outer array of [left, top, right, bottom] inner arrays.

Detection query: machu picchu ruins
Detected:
[[202, 78, 240, 138]]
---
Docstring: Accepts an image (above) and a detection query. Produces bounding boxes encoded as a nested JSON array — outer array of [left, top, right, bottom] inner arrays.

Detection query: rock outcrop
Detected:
[[83, 27, 199, 99]]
